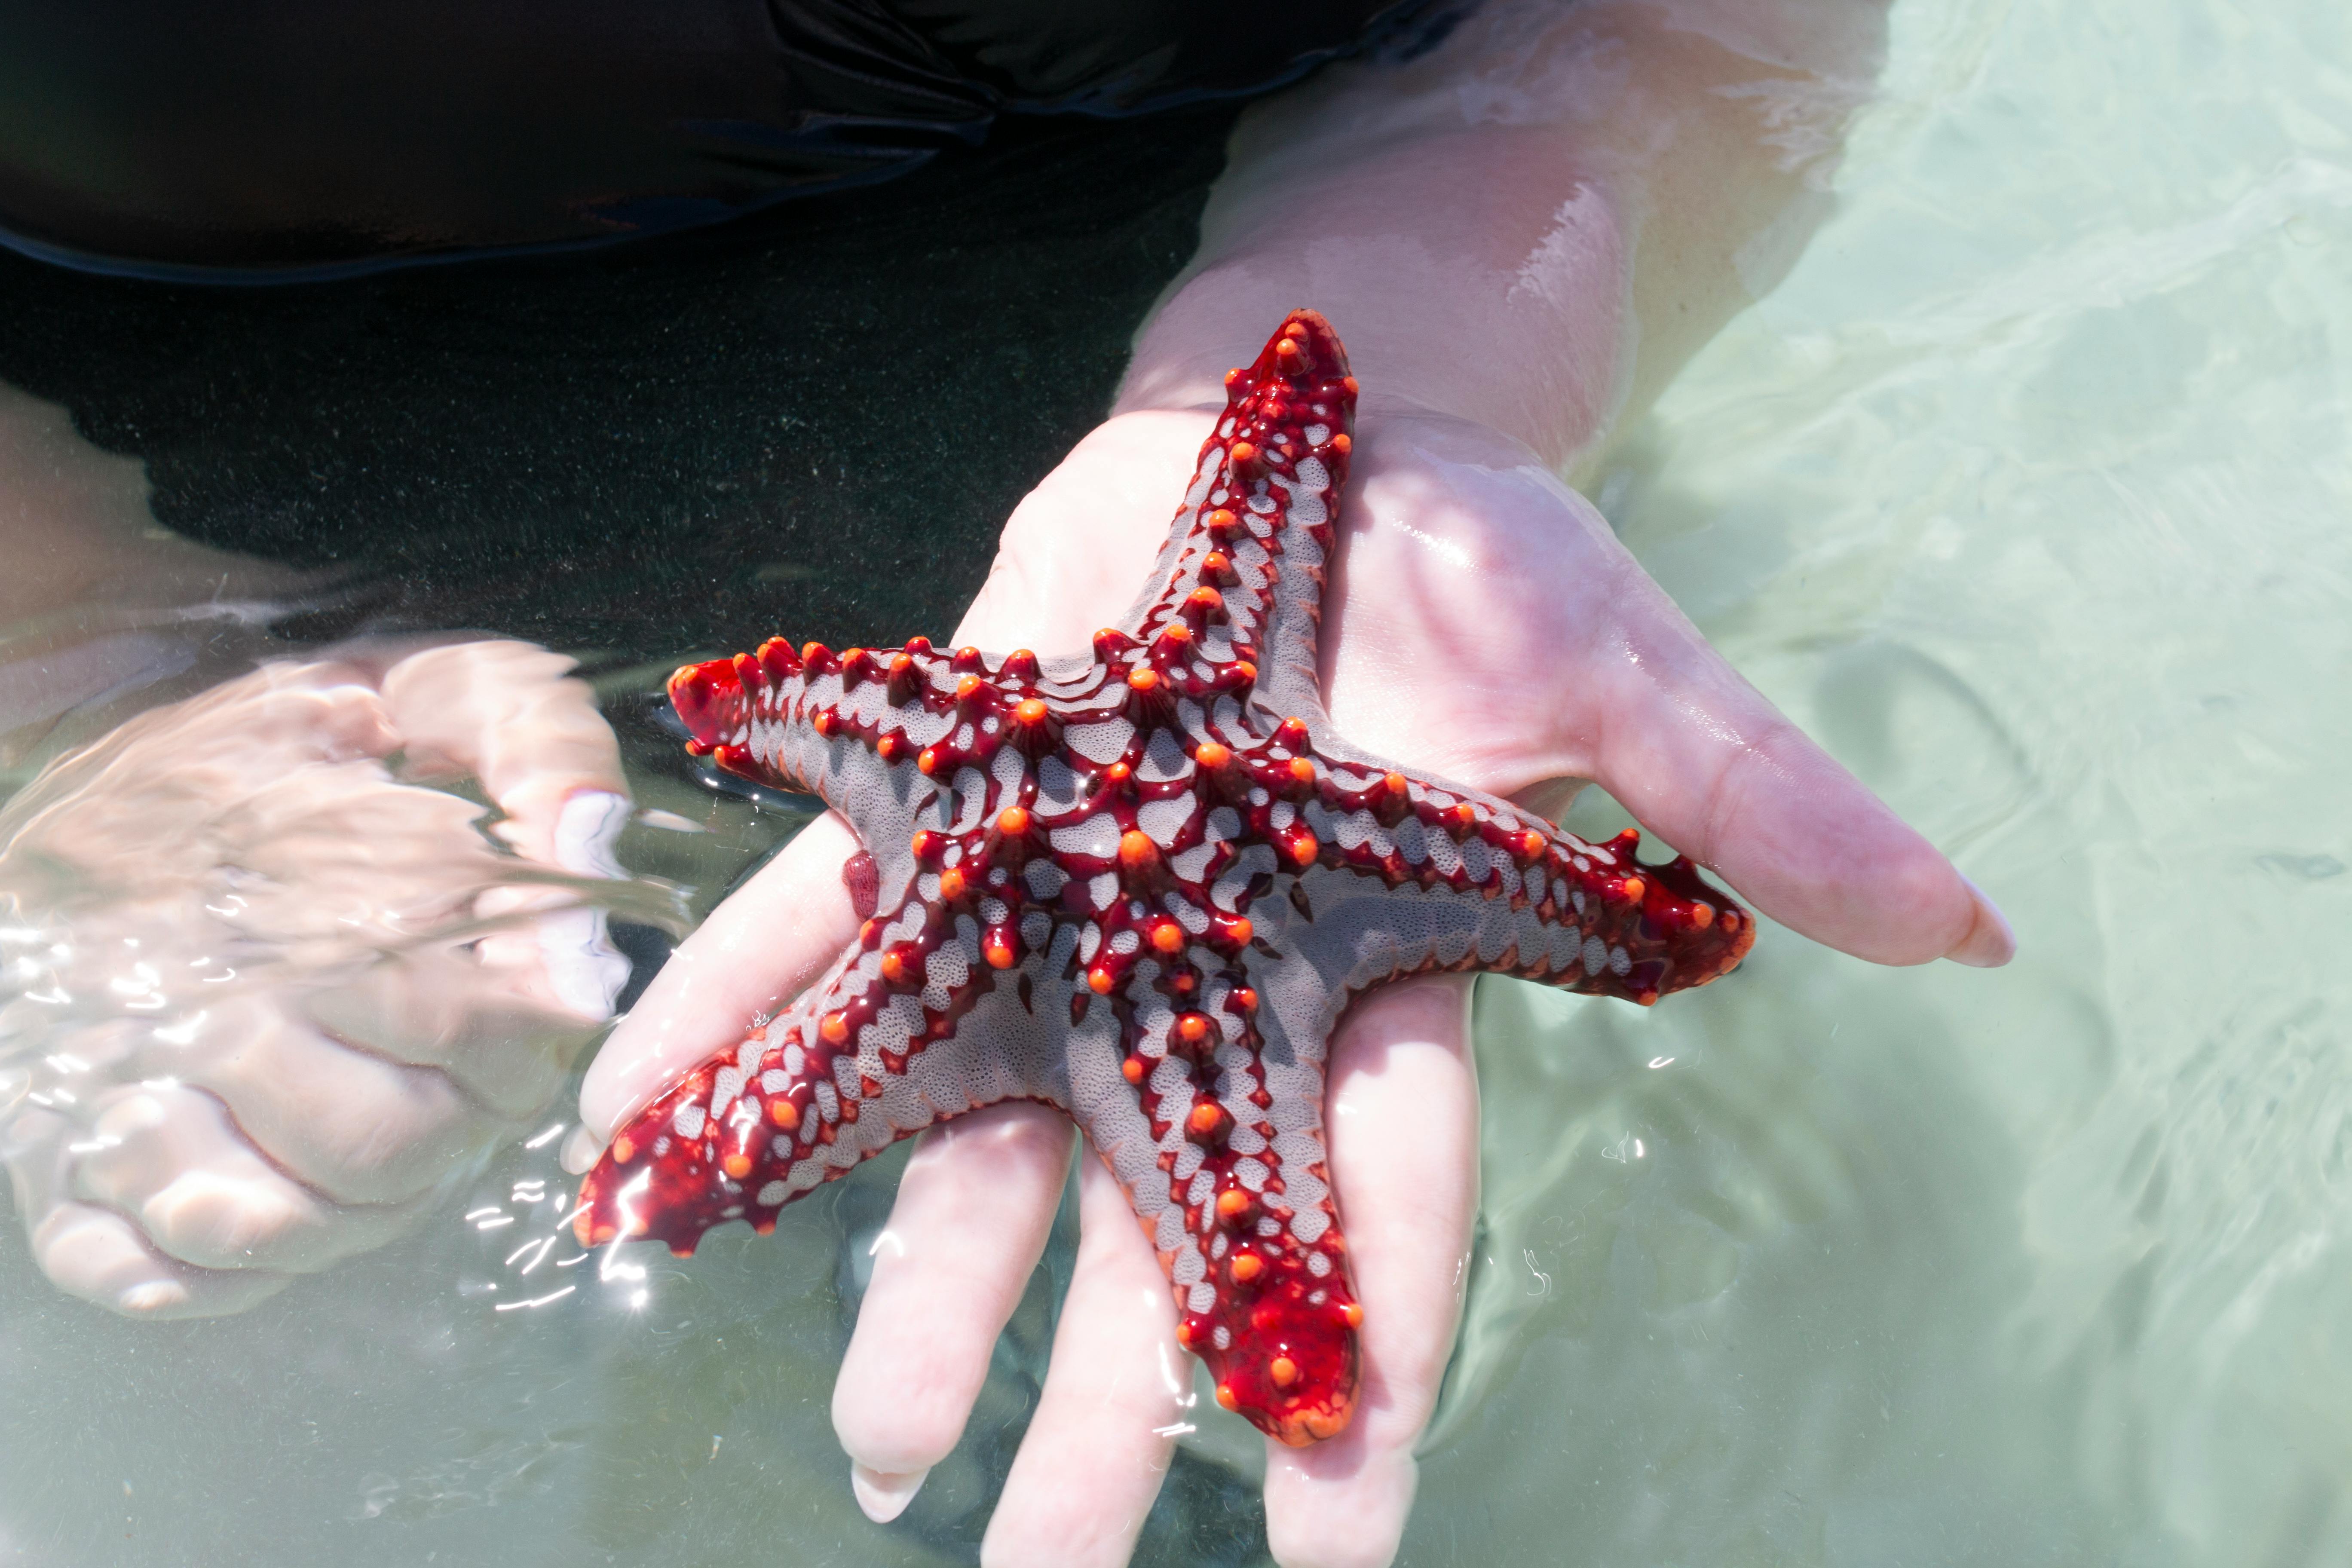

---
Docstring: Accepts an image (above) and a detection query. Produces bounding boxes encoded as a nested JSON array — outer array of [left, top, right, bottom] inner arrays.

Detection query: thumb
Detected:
[[375, 640, 630, 868]]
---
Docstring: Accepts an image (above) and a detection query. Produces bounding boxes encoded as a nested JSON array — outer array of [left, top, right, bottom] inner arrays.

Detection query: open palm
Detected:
[[578, 399, 2009, 1568]]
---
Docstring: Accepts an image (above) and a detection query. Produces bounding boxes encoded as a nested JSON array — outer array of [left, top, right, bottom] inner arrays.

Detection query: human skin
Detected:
[[0, 635, 638, 1315], [0, 381, 305, 626], [0, 380, 657, 1317], [579, 1, 2010, 1565], [0, 381, 319, 775]]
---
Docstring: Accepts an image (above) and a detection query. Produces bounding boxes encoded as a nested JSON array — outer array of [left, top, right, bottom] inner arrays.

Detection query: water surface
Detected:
[[2, 0, 2348, 1562]]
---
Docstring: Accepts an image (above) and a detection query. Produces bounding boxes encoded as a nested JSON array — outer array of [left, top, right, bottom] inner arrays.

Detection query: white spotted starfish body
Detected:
[[576, 311, 1752, 1442]]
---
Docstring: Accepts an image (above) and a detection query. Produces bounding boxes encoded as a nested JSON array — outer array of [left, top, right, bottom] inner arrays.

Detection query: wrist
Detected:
[[1114, 236, 1632, 474]]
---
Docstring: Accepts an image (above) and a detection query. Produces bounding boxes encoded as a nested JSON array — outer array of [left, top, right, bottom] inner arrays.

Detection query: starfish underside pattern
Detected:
[[575, 312, 1753, 1443]]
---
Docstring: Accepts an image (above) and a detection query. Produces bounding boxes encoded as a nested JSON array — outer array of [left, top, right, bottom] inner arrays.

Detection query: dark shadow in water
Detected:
[[0, 105, 1240, 665]]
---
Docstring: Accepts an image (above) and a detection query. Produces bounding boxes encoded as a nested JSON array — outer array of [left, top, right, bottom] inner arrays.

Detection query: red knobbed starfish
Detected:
[[575, 311, 1752, 1444]]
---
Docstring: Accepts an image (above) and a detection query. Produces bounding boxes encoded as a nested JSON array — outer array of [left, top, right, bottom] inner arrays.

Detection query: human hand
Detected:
[[578, 405, 2009, 1565], [0, 640, 634, 1317]]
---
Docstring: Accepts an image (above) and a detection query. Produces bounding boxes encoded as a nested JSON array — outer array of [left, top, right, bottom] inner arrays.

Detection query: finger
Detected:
[[4, 1105, 291, 1318], [830, 1102, 1076, 1518], [1583, 554, 2014, 966], [577, 810, 864, 1148], [203, 663, 404, 764], [0, 666, 399, 852], [72, 1082, 425, 1273], [222, 732, 633, 1023], [280, 650, 635, 1021], [465, 894, 633, 1032], [181, 996, 493, 1206], [981, 1149, 1188, 1568], [1264, 976, 1479, 1568], [1326, 430, 2004, 968], [1326, 430, 2009, 971], [469, 794, 635, 1023], [31, 1200, 292, 1319], [374, 640, 630, 866], [303, 949, 601, 1120]]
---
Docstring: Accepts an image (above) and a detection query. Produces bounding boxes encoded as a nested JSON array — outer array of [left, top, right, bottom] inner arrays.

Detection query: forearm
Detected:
[[0, 382, 306, 625], [1117, 0, 1886, 474]]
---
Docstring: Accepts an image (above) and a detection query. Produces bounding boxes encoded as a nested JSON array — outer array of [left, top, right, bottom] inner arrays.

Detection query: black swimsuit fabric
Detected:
[[0, 0, 1430, 277]]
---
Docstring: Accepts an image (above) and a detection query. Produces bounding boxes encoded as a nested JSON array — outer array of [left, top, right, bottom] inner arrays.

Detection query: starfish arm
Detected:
[[573, 879, 1086, 1254], [1112, 310, 1357, 735], [988, 893, 1360, 1449], [1114, 956, 1362, 1448], [669, 635, 1028, 903], [669, 639, 953, 787], [1287, 760, 1756, 1004]]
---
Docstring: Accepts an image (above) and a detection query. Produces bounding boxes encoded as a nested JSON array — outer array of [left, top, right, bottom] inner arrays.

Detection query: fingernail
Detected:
[[1942, 875, 2016, 968], [537, 905, 631, 1018], [116, 1280, 191, 1315], [559, 1125, 605, 1175], [850, 1463, 929, 1522], [554, 789, 631, 879]]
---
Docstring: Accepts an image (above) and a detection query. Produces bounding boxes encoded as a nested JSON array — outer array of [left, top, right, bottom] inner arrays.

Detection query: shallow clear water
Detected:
[[2, 0, 2349, 1562], [1424, 0, 2352, 1559]]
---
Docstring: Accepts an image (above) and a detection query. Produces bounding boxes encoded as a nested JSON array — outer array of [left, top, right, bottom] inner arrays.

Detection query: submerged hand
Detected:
[[0, 640, 633, 1317], [579, 407, 2009, 1565]]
